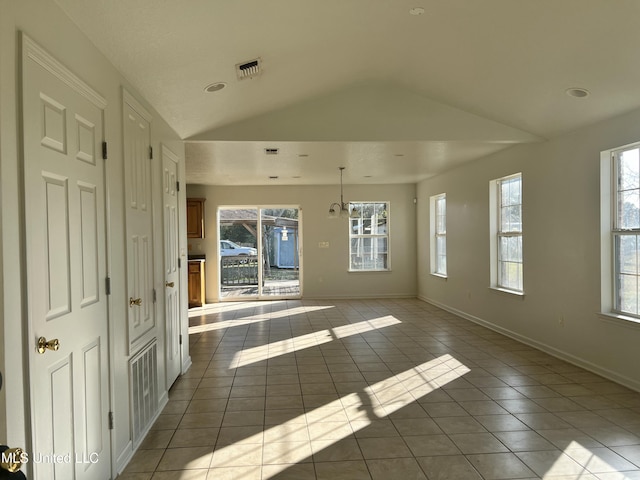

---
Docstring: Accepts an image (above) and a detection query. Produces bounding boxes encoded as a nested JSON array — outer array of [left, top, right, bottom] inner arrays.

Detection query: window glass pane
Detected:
[[436, 236, 446, 256], [499, 236, 522, 263], [619, 273, 639, 315], [620, 148, 640, 191], [498, 235, 522, 290], [362, 218, 372, 234], [501, 205, 521, 233], [376, 237, 388, 253], [350, 218, 361, 235], [620, 190, 640, 229], [618, 234, 639, 275], [510, 177, 522, 205]]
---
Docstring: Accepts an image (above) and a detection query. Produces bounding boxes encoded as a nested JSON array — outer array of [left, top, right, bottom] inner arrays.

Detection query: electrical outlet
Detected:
[[319, 241, 330, 248]]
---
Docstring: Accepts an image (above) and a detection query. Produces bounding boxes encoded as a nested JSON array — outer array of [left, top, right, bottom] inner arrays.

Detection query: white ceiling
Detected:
[[53, 0, 640, 185]]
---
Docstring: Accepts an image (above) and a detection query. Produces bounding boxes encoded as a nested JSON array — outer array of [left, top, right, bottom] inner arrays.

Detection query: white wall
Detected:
[[417, 107, 640, 392], [0, 0, 187, 475], [186, 184, 418, 302]]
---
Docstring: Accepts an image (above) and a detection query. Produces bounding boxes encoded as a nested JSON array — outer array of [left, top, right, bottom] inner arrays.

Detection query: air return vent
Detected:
[[236, 58, 262, 80], [265, 148, 279, 155], [130, 340, 159, 445]]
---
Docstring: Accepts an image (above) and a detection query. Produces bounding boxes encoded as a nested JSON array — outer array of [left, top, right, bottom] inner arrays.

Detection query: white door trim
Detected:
[[23, 34, 107, 109]]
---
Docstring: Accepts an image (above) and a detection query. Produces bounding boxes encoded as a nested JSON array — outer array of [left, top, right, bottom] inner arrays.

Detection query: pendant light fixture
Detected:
[[328, 167, 359, 219]]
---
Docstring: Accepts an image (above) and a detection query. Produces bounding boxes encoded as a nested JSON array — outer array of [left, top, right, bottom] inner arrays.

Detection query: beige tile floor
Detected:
[[119, 298, 640, 479]]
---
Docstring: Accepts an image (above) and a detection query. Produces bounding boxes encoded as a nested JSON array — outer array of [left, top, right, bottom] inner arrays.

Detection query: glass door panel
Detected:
[[261, 208, 300, 298], [219, 208, 259, 299]]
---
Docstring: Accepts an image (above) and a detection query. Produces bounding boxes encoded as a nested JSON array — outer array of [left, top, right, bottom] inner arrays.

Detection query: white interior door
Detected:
[[22, 35, 111, 480], [162, 145, 181, 386], [123, 92, 155, 353]]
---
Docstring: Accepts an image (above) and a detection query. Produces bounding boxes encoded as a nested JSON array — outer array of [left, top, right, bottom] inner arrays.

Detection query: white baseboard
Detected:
[[116, 441, 133, 476], [115, 394, 169, 476], [418, 295, 640, 393], [182, 355, 193, 374], [304, 293, 416, 300], [158, 391, 169, 410]]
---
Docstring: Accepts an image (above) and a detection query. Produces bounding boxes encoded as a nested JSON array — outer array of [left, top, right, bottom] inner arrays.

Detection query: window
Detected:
[[348, 202, 389, 271], [430, 193, 447, 276], [491, 173, 523, 292], [612, 146, 640, 317]]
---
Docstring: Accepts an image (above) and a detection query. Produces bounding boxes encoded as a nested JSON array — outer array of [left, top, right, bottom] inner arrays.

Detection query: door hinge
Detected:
[[105, 277, 111, 295], [153, 289, 157, 303], [102, 141, 108, 160], [179, 334, 183, 345], [108, 411, 114, 430], [176, 181, 180, 192], [149, 145, 153, 159], [178, 258, 181, 269]]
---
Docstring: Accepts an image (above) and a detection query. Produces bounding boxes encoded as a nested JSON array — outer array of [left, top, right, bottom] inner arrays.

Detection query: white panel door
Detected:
[[123, 94, 155, 352], [22, 35, 111, 480], [162, 145, 181, 386]]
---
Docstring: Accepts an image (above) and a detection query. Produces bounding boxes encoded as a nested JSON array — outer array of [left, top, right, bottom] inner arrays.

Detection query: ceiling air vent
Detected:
[[236, 58, 262, 80], [265, 148, 279, 155]]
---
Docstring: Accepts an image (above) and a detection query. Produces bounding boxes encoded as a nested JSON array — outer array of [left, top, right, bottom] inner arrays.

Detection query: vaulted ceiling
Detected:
[[53, 0, 640, 185]]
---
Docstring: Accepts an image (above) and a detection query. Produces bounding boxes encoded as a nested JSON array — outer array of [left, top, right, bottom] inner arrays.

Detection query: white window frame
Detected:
[[490, 173, 524, 294], [430, 193, 447, 277], [601, 144, 640, 325], [348, 201, 390, 272]]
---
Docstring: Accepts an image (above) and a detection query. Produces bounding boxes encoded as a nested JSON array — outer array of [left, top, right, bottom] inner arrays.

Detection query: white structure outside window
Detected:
[[430, 193, 447, 276], [490, 173, 523, 293], [349, 202, 389, 271]]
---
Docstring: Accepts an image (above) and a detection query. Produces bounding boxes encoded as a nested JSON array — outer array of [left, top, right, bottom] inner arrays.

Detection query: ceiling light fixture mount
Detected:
[[204, 82, 227, 93], [566, 87, 590, 98], [328, 167, 359, 219]]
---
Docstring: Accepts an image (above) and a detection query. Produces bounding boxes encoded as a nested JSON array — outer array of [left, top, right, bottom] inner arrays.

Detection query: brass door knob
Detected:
[[37, 337, 59, 355], [165, 281, 174, 288], [0, 447, 24, 472], [129, 297, 142, 307]]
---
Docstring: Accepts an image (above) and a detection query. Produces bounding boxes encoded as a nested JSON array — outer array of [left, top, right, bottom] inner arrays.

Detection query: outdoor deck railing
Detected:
[[220, 255, 259, 285]]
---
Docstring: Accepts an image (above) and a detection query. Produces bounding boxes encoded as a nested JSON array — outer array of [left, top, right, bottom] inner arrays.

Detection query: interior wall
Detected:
[[0, 0, 186, 474], [417, 106, 640, 392], [186, 183, 418, 302]]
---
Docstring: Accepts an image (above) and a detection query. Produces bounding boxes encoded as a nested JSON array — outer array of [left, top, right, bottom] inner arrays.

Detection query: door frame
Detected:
[[218, 205, 303, 301]]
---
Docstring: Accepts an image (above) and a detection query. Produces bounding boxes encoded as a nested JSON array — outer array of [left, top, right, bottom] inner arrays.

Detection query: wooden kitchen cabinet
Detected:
[[187, 198, 205, 238], [188, 260, 205, 307]]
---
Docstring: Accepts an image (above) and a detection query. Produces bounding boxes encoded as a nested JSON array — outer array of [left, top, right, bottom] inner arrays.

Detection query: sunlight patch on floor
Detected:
[[188, 305, 334, 333], [205, 355, 469, 478], [231, 315, 403, 367]]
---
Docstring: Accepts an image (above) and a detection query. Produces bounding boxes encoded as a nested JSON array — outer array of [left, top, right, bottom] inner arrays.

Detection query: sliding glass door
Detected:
[[219, 206, 301, 300]]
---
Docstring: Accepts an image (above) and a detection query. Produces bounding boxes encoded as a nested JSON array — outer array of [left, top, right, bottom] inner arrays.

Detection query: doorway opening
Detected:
[[218, 206, 301, 300]]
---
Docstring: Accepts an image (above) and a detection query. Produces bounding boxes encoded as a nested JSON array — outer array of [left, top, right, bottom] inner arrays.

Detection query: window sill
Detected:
[[430, 273, 448, 280], [348, 269, 392, 273], [489, 287, 525, 299], [598, 312, 640, 329]]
